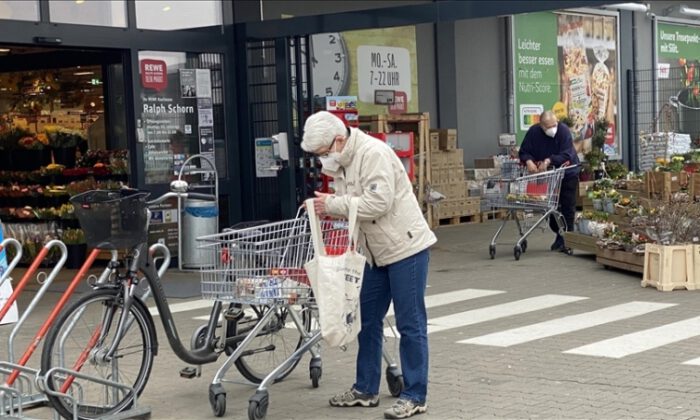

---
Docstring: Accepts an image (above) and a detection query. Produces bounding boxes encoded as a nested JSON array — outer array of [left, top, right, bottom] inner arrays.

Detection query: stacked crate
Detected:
[[429, 129, 480, 225]]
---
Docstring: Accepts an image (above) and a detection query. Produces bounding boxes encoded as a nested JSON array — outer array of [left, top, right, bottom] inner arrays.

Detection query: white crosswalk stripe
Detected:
[[458, 301, 676, 347], [385, 294, 587, 336], [387, 288, 504, 317], [564, 315, 700, 358]]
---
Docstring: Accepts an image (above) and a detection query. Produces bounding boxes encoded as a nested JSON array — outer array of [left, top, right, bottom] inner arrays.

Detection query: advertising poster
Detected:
[[311, 25, 419, 115], [656, 22, 700, 144], [147, 199, 179, 257], [138, 53, 217, 185], [513, 11, 619, 158], [179, 69, 197, 98]]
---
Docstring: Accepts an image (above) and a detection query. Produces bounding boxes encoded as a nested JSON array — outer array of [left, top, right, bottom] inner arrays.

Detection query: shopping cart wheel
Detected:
[[489, 245, 496, 259], [248, 390, 269, 420], [513, 245, 522, 261], [209, 383, 227, 417], [521, 240, 528, 253], [565, 247, 574, 256], [385, 366, 404, 397], [310, 366, 322, 388]]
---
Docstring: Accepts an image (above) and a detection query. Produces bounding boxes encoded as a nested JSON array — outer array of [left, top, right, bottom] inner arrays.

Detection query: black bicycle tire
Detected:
[[234, 304, 312, 384], [41, 288, 155, 420]]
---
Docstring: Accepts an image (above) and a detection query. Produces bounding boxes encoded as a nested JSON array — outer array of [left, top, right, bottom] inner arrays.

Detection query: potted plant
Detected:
[[14, 134, 51, 170], [584, 118, 609, 180], [46, 126, 84, 167], [62, 228, 87, 269]]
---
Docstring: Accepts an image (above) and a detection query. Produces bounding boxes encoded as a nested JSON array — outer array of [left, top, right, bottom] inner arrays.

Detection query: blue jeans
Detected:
[[353, 248, 429, 404]]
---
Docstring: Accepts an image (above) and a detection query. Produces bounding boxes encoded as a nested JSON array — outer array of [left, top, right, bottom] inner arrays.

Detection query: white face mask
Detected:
[[319, 140, 341, 171], [544, 126, 558, 138], [319, 153, 341, 172]]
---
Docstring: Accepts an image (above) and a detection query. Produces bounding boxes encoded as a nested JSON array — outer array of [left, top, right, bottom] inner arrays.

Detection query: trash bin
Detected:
[[181, 199, 218, 268]]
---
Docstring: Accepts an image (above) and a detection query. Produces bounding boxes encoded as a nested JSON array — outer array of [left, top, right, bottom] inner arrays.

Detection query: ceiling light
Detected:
[[601, 3, 649, 12], [0, 49, 10, 53], [162, 6, 171, 12], [75, 0, 85, 4], [74, 71, 94, 76], [680, 5, 700, 17]]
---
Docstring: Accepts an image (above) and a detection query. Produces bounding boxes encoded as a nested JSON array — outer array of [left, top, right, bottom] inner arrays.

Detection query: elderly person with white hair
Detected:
[[302, 111, 436, 419]]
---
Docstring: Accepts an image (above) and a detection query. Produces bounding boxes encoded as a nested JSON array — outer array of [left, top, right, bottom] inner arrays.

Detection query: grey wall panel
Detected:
[[416, 23, 438, 128], [454, 17, 506, 166]]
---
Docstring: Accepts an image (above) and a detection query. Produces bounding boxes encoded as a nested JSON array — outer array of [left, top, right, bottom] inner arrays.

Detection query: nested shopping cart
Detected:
[[482, 166, 571, 260], [197, 210, 403, 420]]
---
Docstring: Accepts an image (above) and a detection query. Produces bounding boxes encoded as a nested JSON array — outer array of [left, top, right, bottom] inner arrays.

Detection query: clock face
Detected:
[[310, 32, 349, 98]]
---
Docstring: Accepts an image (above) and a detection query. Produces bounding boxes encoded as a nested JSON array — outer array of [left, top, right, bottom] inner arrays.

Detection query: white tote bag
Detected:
[[304, 198, 366, 347]]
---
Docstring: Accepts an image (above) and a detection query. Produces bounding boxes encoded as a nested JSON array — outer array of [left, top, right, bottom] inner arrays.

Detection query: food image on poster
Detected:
[[514, 11, 619, 158]]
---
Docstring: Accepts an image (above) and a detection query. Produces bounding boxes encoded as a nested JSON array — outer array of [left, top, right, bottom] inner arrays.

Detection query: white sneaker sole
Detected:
[[384, 404, 427, 419]]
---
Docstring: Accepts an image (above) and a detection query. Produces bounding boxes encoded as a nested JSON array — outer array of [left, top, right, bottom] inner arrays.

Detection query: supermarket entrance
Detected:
[[0, 44, 130, 265]]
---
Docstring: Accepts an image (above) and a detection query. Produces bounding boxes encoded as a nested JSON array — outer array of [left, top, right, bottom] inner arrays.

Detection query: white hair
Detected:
[[301, 111, 346, 153]]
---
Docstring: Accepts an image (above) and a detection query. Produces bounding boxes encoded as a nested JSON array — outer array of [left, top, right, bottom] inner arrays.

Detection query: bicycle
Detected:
[[39, 184, 314, 420]]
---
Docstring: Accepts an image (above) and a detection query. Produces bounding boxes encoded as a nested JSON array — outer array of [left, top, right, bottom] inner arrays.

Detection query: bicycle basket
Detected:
[[70, 189, 150, 250]]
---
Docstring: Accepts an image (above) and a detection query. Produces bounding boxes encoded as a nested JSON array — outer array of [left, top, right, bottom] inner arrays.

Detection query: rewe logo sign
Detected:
[[140, 59, 167, 91]]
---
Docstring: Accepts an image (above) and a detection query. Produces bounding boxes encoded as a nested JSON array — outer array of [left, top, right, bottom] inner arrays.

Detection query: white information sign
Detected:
[[357, 46, 411, 104]]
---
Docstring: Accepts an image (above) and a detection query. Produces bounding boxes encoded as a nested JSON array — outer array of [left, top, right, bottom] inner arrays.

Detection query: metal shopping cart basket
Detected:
[[197, 210, 404, 420], [482, 166, 572, 260]]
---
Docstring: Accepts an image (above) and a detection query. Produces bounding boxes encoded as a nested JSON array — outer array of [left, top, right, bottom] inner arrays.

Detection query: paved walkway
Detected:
[[7, 220, 700, 419]]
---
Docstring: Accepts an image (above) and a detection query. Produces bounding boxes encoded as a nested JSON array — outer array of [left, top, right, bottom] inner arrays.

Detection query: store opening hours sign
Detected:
[[357, 46, 411, 104], [141, 59, 167, 91]]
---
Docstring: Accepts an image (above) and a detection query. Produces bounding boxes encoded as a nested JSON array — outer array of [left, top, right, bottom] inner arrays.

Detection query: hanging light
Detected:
[[601, 3, 649, 12], [680, 5, 700, 17]]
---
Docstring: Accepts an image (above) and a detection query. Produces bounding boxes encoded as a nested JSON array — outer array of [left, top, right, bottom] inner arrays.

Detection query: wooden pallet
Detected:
[[563, 232, 597, 254], [596, 248, 644, 274], [480, 210, 506, 222], [436, 213, 480, 227]]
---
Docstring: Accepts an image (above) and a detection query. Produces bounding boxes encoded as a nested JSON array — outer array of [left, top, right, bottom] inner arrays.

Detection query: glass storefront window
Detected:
[[0, 0, 39, 22], [135, 0, 222, 31], [49, 0, 127, 28], [136, 51, 226, 184]]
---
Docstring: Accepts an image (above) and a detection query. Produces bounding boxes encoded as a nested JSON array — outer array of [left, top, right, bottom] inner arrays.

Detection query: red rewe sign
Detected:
[[388, 91, 407, 115], [140, 59, 167, 91]]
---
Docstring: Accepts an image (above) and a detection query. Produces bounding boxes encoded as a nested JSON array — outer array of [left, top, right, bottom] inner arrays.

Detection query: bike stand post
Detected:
[[0, 363, 43, 419], [40, 367, 151, 420]]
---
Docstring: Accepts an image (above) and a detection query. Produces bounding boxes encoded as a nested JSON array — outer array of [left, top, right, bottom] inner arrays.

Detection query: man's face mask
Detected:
[[544, 125, 557, 138]]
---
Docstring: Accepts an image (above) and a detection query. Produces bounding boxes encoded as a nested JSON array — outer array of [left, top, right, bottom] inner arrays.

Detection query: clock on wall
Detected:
[[310, 32, 349, 97]]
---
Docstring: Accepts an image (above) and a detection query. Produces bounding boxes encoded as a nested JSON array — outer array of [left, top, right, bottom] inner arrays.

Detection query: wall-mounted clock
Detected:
[[310, 32, 349, 97]]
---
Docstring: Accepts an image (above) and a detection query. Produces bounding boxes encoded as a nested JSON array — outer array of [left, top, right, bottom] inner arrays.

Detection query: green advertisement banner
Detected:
[[514, 12, 560, 138], [657, 22, 700, 63], [513, 12, 619, 158]]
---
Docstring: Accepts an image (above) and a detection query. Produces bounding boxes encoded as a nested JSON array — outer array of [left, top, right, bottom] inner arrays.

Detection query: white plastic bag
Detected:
[[304, 198, 365, 347]]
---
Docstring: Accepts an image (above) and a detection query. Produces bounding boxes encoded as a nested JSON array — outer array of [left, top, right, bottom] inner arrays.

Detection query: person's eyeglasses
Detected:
[[318, 139, 336, 158]]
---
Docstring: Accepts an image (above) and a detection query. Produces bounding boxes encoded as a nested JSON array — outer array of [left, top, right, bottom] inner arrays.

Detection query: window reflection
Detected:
[[135, 0, 222, 31]]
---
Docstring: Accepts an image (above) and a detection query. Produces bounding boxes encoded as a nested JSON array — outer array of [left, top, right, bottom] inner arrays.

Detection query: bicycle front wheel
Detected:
[[41, 289, 156, 420]]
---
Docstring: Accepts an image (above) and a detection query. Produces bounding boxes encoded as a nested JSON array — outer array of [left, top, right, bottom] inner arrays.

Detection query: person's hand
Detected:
[[526, 160, 538, 173], [538, 158, 551, 172], [312, 191, 331, 215]]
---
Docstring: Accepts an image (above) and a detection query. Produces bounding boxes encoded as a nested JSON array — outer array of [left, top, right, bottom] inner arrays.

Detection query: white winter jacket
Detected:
[[324, 128, 437, 266]]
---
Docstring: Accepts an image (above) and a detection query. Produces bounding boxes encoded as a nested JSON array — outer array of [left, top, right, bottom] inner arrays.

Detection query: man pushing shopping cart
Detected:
[[519, 110, 580, 253]]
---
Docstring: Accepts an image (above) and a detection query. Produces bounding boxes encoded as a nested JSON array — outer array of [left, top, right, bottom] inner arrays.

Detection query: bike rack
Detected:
[[0, 247, 124, 418], [39, 366, 151, 420], [0, 238, 23, 288]]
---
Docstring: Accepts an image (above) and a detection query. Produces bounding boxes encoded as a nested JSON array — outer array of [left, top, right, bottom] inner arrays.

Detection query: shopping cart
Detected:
[[482, 165, 573, 260], [197, 209, 403, 420]]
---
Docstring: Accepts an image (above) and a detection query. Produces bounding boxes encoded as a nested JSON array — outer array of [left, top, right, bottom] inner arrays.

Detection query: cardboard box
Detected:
[[431, 129, 457, 151], [474, 158, 496, 169], [465, 168, 499, 181], [429, 132, 440, 152]]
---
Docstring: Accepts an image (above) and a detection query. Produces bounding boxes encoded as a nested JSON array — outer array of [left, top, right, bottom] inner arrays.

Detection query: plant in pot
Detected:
[[62, 228, 87, 269], [46, 126, 83, 167], [584, 118, 609, 180]]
